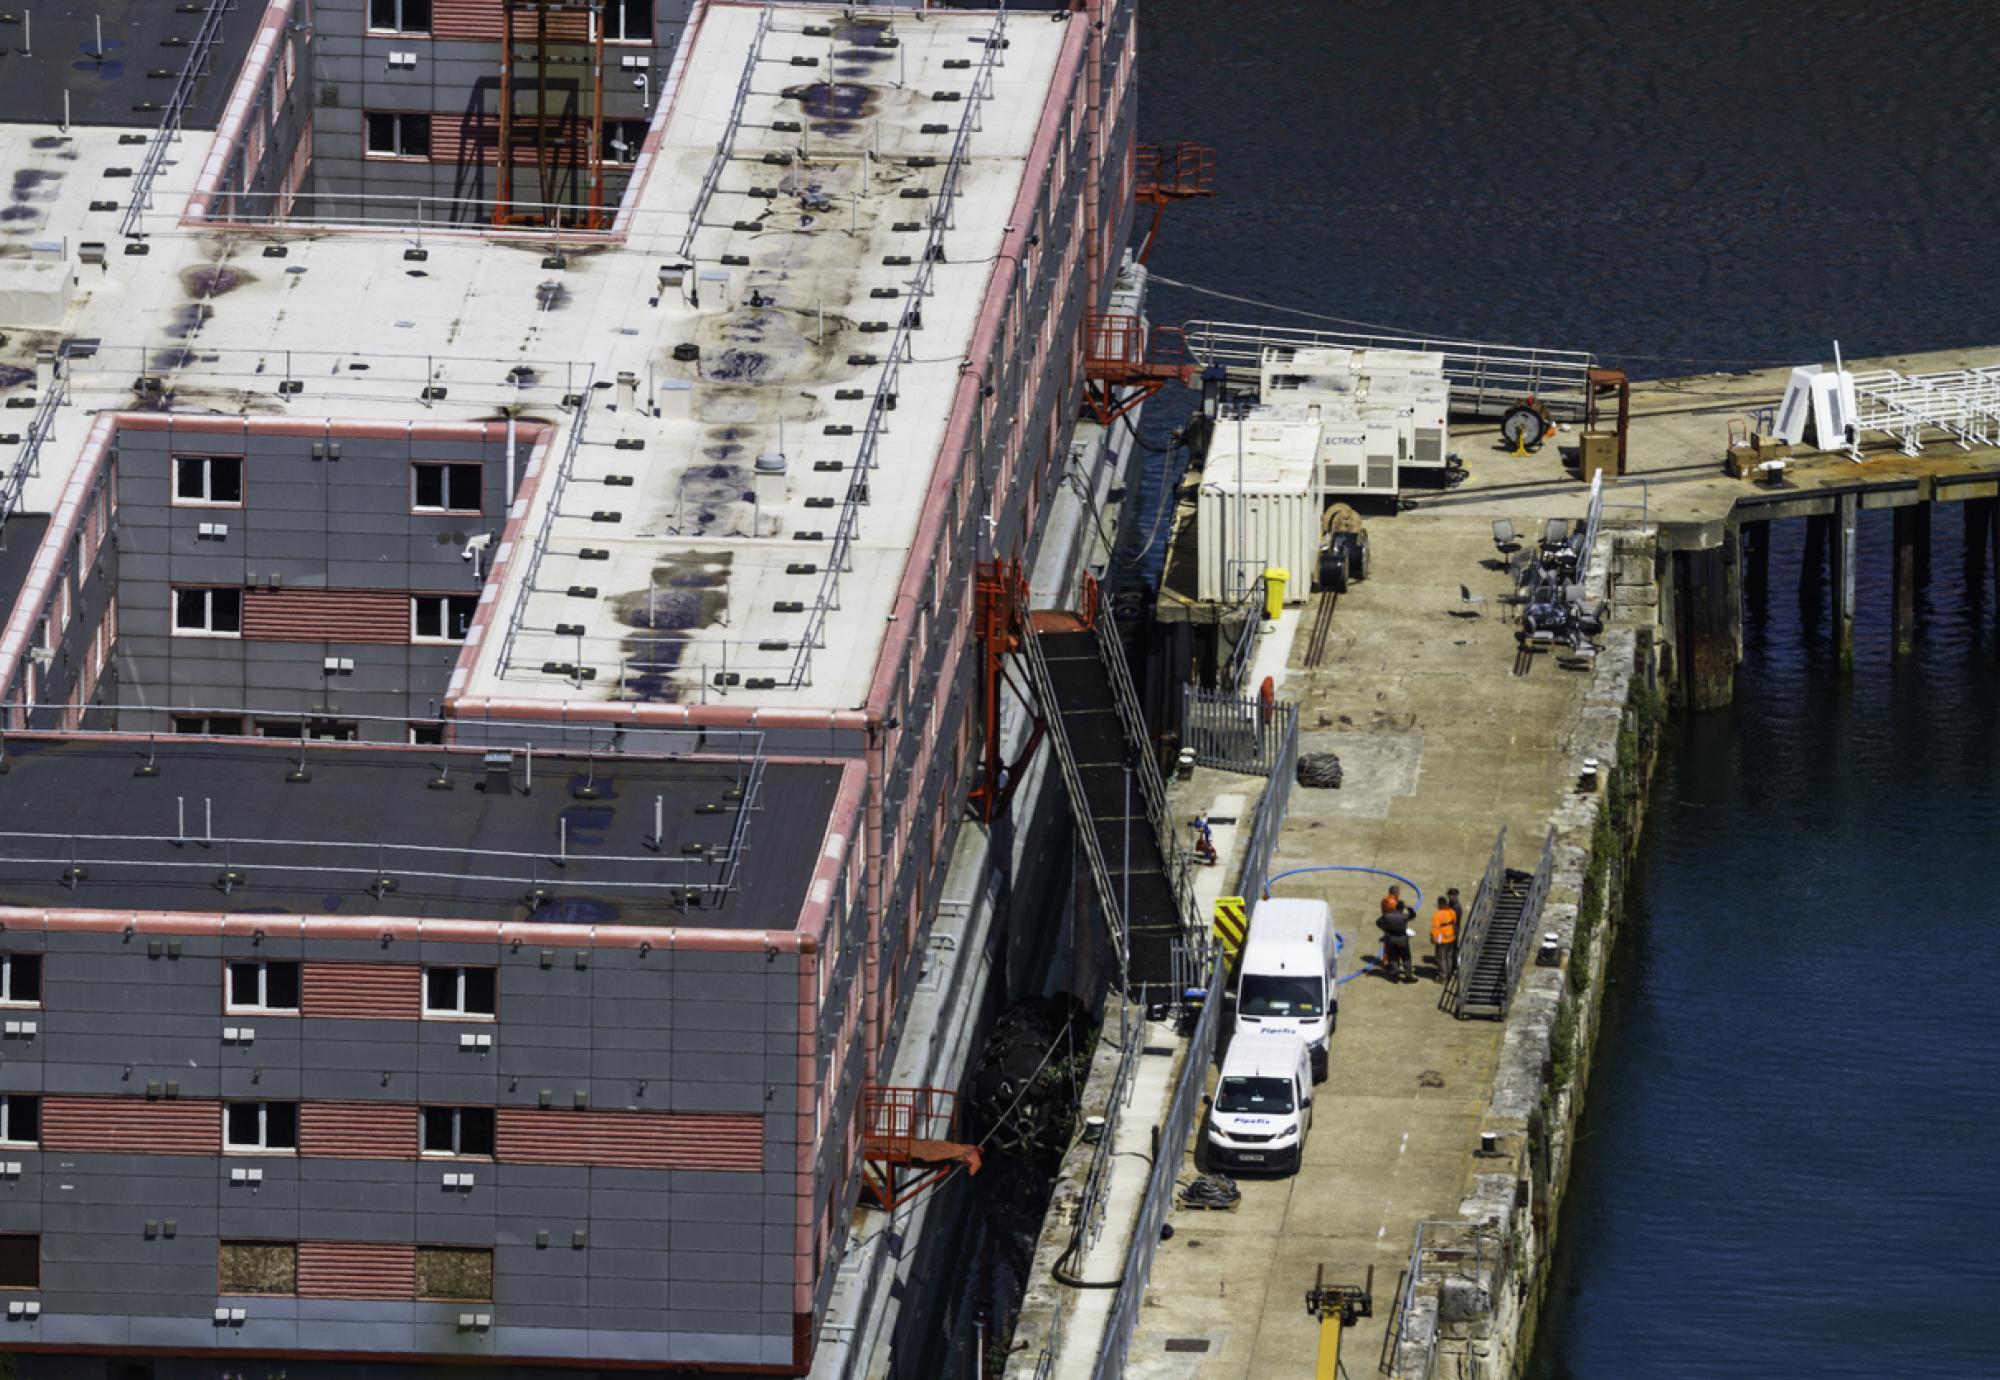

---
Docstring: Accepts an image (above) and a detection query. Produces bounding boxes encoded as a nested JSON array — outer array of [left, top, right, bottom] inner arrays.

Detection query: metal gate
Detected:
[[1182, 686, 1296, 776]]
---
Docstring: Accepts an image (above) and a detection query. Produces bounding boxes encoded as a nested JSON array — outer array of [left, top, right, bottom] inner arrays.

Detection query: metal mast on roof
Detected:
[[496, 1, 609, 230]]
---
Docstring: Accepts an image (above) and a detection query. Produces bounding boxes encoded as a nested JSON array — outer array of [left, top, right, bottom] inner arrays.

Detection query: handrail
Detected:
[[674, 5, 772, 260], [1183, 319, 1598, 419], [121, 0, 234, 238], [1091, 610, 1202, 940], [1018, 619, 1130, 982], [1498, 826, 1557, 1014], [1444, 826, 1507, 1018], [0, 382, 65, 530], [785, 7, 1009, 690], [495, 385, 595, 678]]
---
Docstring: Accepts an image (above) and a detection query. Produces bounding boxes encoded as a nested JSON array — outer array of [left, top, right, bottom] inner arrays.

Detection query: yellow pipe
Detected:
[[1315, 1311, 1342, 1380]]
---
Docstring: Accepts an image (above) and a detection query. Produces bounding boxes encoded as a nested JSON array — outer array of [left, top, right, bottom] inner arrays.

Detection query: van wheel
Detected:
[[1311, 1047, 1328, 1084]]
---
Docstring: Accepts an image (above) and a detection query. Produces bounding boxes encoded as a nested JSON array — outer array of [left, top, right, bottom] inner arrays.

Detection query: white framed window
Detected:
[[0, 955, 41, 1007], [173, 455, 243, 506], [364, 111, 431, 159], [605, 0, 652, 42], [411, 462, 481, 513], [421, 1106, 496, 1157], [173, 587, 243, 637], [424, 966, 496, 1018], [0, 1096, 37, 1147], [369, 0, 432, 33], [224, 1101, 299, 1153], [408, 721, 445, 746], [226, 960, 300, 1013], [411, 594, 478, 643]]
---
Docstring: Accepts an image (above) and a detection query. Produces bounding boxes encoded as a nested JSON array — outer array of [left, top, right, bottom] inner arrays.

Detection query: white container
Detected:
[[1198, 413, 1320, 604]]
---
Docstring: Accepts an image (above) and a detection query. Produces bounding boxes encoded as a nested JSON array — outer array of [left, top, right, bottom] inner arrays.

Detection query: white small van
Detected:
[[1234, 897, 1338, 1081], [1205, 1031, 1314, 1175]]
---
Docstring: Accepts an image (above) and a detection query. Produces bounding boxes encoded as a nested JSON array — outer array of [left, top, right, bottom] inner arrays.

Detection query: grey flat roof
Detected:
[[0, 1, 264, 130], [0, 736, 839, 927]]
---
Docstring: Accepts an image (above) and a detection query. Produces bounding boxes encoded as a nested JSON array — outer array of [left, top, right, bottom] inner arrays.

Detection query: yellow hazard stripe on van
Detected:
[[1213, 895, 1248, 957]]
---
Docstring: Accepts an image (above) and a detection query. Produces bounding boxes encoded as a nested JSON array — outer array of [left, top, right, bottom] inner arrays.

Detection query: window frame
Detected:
[[0, 1234, 39, 1291], [0, 1095, 39, 1148], [603, 0, 652, 43], [0, 954, 41, 1007], [422, 965, 497, 1019], [363, 110, 433, 160], [410, 461, 483, 515], [420, 1105, 497, 1158], [367, 0, 433, 35], [225, 960, 301, 1015], [223, 1100, 300, 1155], [171, 585, 244, 639], [172, 454, 243, 507], [410, 593, 479, 644]]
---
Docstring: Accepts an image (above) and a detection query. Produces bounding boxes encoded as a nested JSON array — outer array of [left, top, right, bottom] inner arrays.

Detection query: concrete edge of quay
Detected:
[[1400, 548, 1668, 1379]]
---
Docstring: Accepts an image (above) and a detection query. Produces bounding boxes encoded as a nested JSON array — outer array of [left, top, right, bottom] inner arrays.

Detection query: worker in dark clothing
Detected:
[[1431, 899, 1460, 985], [1379, 904, 1415, 983]]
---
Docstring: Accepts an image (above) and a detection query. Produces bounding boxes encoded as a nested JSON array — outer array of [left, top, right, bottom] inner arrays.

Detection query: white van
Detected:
[[1205, 1032, 1314, 1175], [1234, 897, 1338, 1081]]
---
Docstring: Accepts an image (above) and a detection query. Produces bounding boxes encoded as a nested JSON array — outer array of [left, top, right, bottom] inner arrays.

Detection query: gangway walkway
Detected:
[[1017, 604, 1200, 997], [1442, 826, 1555, 1020], [1183, 319, 1598, 420]]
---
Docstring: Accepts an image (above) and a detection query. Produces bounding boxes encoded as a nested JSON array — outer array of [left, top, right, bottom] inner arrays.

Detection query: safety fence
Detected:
[[1384, 1219, 1512, 1379], [1235, 708, 1298, 907], [1181, 685, 1297, 777], [1090, 959, 1223, 1380]]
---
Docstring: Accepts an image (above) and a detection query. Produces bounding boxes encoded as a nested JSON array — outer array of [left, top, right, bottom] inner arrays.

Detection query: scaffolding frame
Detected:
[[496, 0, 608, 230], [1848, 367, 2000, 458]]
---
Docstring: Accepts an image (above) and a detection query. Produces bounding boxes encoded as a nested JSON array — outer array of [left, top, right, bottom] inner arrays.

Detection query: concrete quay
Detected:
[[1014, 345, 2000, 1378]]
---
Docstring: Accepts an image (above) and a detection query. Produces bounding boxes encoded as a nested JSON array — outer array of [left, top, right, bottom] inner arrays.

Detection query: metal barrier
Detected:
[[121, 0, 233, 238], [1091, 609, 1200, 938], [1235, 708, 1298, 907], [675, 5, 773, 259], [1502, 828, 1557, 1010], [1183, 319, 1598, 419], [495, 387, 596, 679], [0, 382, 65, 530], [1219, 598, 1261, 692], [1181, 686, 1297, 777], [1443, 827, 1507, 1019], [1091, 957, 1223, 1380], [1384, 1219, 1511, 1380]]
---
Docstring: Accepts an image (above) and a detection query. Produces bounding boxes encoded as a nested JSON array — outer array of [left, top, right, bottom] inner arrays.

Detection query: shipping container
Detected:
[[1198, 414, 1322, 603]]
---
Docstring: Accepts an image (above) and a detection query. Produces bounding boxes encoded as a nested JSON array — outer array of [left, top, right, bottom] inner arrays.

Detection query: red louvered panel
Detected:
[[432, 115, 593, 168], [435, 0, 596, 43], [297, 1241, 417, 1300], [497, 1109, 763, 1171], [243, 588, 409, 645], [42, 1098, 221, 1155], [302, 962, 422, 1020], [300, 1102, 418, 1159]]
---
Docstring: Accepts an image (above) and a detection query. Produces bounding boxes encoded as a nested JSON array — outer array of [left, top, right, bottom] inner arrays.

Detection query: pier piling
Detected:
[[1892, 505, 1920, 657], [1832, 495, 1858, 671], [1966, 497, 1994, 590], [1674, 537, 1738, 709], [1802, 511, 1829, 608], [1743, 519, 1770, 612]]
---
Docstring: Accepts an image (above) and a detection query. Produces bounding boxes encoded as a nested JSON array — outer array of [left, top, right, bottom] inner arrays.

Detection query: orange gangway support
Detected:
[[496, 0, 608, 230], [860, 1085, 982, 1212], [968, 560, 1046, 824], [1134, 141, 1217, 264], [1083, 313, 1198, 425]]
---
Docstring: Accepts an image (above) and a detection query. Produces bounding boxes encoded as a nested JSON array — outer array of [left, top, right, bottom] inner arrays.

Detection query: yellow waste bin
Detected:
[[1264, 568, 1287, 620]]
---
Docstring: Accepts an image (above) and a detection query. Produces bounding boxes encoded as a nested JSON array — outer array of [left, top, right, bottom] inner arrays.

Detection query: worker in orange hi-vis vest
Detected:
[[1431, 898, 1460, 985]]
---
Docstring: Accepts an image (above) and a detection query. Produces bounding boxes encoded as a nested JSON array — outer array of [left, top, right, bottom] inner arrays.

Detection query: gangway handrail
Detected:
[[1089, 610, 1201, 937], [1444, 826, 1506, 1018], [1183, 319, 1598, 419], [1018, 622, 1130, 983], [1497, 827, 1557, 1015]]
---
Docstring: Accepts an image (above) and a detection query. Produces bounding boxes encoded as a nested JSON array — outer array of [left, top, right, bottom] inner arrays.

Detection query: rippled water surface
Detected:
[[1136, 3, 2000, 1375]]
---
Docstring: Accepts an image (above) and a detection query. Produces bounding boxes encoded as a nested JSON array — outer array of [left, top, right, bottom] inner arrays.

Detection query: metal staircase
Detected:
[[1445, 827, 1555, 1020]]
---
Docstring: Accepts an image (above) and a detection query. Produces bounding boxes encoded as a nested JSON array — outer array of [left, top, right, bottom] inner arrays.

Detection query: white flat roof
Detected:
[[0, 1, 1071, 715]]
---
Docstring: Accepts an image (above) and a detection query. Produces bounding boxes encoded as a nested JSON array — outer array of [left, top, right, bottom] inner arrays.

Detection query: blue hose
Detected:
[[1262, 864, 1425, 985]]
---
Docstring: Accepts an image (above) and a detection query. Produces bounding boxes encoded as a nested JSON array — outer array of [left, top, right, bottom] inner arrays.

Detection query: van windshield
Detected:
[[1215, 1075, 1296, 1114], [1239, 974, 1324, 1018]]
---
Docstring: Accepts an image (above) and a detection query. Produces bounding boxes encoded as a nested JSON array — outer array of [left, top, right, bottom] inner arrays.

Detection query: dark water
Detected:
[[1136, 2, 2000, 1375]]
